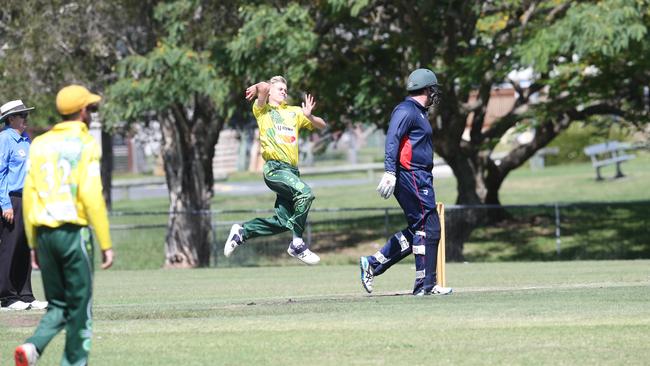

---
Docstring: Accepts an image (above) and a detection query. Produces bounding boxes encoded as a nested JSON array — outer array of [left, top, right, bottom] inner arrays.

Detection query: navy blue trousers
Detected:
[[367, 169, 440, 294]]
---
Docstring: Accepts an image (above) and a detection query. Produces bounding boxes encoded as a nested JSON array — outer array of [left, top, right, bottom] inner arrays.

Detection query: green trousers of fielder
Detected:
[[27, 224, 95, 366], [242, 160, 314, 240]]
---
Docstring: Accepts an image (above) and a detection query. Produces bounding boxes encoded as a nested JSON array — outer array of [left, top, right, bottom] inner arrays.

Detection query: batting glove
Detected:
[[376, 171, 396, 199]]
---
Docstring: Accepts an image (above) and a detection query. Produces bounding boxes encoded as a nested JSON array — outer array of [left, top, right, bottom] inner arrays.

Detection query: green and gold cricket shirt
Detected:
[[23, 121, 112, 251], [253, 101, 313, 167]]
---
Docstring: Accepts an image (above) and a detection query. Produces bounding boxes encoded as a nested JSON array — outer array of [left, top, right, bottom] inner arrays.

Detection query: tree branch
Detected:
[[497, 101, 627, 173]]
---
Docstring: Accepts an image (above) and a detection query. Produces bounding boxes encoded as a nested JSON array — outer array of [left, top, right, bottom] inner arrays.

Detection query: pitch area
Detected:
[[1, 260, 649, 365]]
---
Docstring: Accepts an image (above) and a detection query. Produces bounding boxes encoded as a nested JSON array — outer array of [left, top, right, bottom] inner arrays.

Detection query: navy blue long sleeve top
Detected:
[[384, 97, 434, 173]]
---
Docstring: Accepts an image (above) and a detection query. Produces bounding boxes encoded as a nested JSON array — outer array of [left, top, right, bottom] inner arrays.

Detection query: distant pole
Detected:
[[212, 212, 218, 267], [384, 208, 389, 238], [555, 203, 561, 256]]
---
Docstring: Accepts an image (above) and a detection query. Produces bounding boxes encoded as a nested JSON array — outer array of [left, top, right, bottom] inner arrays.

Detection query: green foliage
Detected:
[[0, 0, 155, 128], [327, 0, 371, 16], [102, 0, 236, 127], [519, 0, 649, 72], [103, 43, 227, 126], [227, 3, 318, 86], [154, 0, 199, 45]]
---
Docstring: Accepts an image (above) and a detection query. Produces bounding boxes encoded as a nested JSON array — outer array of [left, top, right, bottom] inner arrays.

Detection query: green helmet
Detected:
[[406, 68, 438, 91]]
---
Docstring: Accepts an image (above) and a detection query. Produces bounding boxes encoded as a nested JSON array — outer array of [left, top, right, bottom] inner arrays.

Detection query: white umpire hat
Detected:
[[0, 100, 35, 122]]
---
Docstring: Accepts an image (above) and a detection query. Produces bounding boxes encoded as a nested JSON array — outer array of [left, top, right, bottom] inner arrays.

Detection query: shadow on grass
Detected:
[[464, 201, 650, 261], [219, 214, 407, 267]]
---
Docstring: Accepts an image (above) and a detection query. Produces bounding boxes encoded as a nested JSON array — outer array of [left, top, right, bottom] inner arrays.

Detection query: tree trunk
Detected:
[[159, 106, 219, 268], [442, 153, 486, 262], [483, 157, 511, 223], [439, 116, 569, 261]]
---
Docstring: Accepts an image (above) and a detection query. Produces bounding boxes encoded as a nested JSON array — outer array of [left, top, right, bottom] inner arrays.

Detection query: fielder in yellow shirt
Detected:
[[224, 76, 326, 265], [15, 85, 113, 366]]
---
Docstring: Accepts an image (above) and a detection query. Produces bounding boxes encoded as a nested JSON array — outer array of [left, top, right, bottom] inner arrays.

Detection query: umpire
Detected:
[[360, 69, 453, 296], [0, 100, 47, 311]]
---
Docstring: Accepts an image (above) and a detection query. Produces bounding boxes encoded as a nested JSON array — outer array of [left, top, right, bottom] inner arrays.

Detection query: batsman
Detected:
[[359, 68, 452, 296]]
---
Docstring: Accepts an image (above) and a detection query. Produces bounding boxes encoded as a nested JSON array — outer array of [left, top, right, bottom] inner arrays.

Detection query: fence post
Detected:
[[212, 211, 218, 267], [555, 203, 561, 256]]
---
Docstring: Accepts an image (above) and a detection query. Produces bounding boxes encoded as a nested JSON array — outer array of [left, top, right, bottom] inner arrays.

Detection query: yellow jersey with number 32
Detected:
[[253, 101, 313, 167], [23, 121, 112, 250]]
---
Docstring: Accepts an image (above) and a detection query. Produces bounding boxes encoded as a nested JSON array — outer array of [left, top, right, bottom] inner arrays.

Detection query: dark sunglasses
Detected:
[[14, 113, 29, 119]]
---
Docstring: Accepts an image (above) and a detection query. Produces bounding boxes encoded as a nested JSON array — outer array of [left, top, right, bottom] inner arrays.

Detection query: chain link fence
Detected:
[[107, 200, 650, 269]]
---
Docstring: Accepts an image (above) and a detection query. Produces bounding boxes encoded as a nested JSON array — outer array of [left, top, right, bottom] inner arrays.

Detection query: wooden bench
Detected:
[[583, 141, 635, 180]]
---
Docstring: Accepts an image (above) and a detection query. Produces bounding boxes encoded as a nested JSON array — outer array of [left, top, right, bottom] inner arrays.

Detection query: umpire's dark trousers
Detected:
[[0, 194, 35, 307]]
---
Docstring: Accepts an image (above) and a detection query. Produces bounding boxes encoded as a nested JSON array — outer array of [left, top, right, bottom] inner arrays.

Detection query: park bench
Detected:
[[583, 141, 635, 180]]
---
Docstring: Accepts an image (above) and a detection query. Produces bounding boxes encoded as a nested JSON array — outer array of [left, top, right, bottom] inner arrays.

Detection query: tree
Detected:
[[6, 0, 648, 264], [303, 0, 650, 259], [104, 1, 244, 267], [0, 0, 158, 208]]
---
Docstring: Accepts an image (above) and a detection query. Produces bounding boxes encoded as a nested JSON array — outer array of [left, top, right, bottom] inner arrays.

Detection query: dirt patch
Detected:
[[0, 312, 42, 328]]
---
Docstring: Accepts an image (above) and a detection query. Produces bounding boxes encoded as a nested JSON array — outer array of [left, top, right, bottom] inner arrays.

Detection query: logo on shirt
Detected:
[[17, 149, 26, 157], [268, 109, 297, 144], [266, 126, 296, 144], [273, 124, 297, 144]]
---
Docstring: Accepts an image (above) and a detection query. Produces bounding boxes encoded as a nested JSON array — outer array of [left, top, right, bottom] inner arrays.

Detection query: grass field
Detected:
[[1, 260, 649, 365]]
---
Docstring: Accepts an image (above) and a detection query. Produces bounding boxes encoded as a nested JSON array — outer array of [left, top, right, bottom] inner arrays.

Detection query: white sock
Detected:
[[292, 237, 304, 246]]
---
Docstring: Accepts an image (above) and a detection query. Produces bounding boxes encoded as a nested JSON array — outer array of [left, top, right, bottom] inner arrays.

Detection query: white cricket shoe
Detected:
[[432, 285, 453, 295], [30, 300, 48, 310], [224, 224, 244, 257], [415, 285, 453, 296], [15, 343, 39, 366], [3, 301, 30, 311], [359, 256, 374, 293], [287, 240, 320, 265]]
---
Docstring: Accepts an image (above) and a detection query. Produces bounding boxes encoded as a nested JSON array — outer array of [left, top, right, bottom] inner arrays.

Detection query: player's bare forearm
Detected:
[[245, 82, 270, 107], [309, 115, 327, 130]]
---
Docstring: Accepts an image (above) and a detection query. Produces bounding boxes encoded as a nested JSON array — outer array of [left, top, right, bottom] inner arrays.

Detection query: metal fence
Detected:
[[108, 200, 650, 268]]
